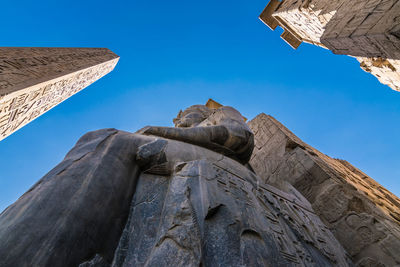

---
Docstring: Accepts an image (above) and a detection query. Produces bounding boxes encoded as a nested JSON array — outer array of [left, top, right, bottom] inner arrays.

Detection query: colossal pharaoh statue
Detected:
[[0, 100, 351, 266]]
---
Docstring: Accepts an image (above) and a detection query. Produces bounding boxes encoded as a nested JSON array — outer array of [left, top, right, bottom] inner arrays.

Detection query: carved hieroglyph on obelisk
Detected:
[[259, 0, 400, 92], [0, 47, 119, 141]]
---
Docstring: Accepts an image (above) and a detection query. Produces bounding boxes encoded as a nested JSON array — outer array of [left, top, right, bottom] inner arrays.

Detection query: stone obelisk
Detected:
[[0, 47, 119, 141]]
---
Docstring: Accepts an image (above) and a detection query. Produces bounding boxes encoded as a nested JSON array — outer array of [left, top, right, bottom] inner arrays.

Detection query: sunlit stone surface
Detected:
[[260, 0, 400, 91], [0, 47, 119, 140]]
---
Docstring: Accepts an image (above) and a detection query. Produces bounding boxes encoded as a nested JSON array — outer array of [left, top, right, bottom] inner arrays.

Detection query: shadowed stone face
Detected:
[[173, 105, 212, 128], [142, 104, 254, 164]]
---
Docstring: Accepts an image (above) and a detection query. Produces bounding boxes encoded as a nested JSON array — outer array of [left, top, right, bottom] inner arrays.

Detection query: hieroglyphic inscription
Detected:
[[0, 48, 119, 96], [249, 113, 400, 265], [208, 161, 346, 266], [0, 49, 118, 140]]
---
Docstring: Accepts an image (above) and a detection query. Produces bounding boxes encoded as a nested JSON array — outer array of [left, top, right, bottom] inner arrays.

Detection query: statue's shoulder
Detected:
[[75, 128, 119, 145], [65, 128, 120, 161]]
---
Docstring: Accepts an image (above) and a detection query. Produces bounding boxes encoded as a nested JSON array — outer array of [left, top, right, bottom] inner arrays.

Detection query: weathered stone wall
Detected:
[[249, 113, 400, 266], [273, 0, 346, 46], [259, 0, 400, 92], [264, 0, 400, 58], [357, 57, 400, 92], [0, 48, 119, 140], [321, 0, 400, 59]]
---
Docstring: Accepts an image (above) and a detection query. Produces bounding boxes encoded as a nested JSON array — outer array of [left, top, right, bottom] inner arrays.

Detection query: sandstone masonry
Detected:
[[260, 0, 400, 91], [249, 113, 400, 266]]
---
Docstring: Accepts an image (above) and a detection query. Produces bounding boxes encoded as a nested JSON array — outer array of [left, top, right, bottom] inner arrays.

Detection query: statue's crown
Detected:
[[206, 98, 247, 121], [205, 98, 223, 109]]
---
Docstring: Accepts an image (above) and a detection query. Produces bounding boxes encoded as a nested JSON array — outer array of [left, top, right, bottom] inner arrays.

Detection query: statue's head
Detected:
[[170, 100, 254, 164], [173, 105, 212, 128]]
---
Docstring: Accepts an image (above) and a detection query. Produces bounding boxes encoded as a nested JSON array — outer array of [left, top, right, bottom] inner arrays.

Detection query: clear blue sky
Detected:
[[0, 0, 399, 211]]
